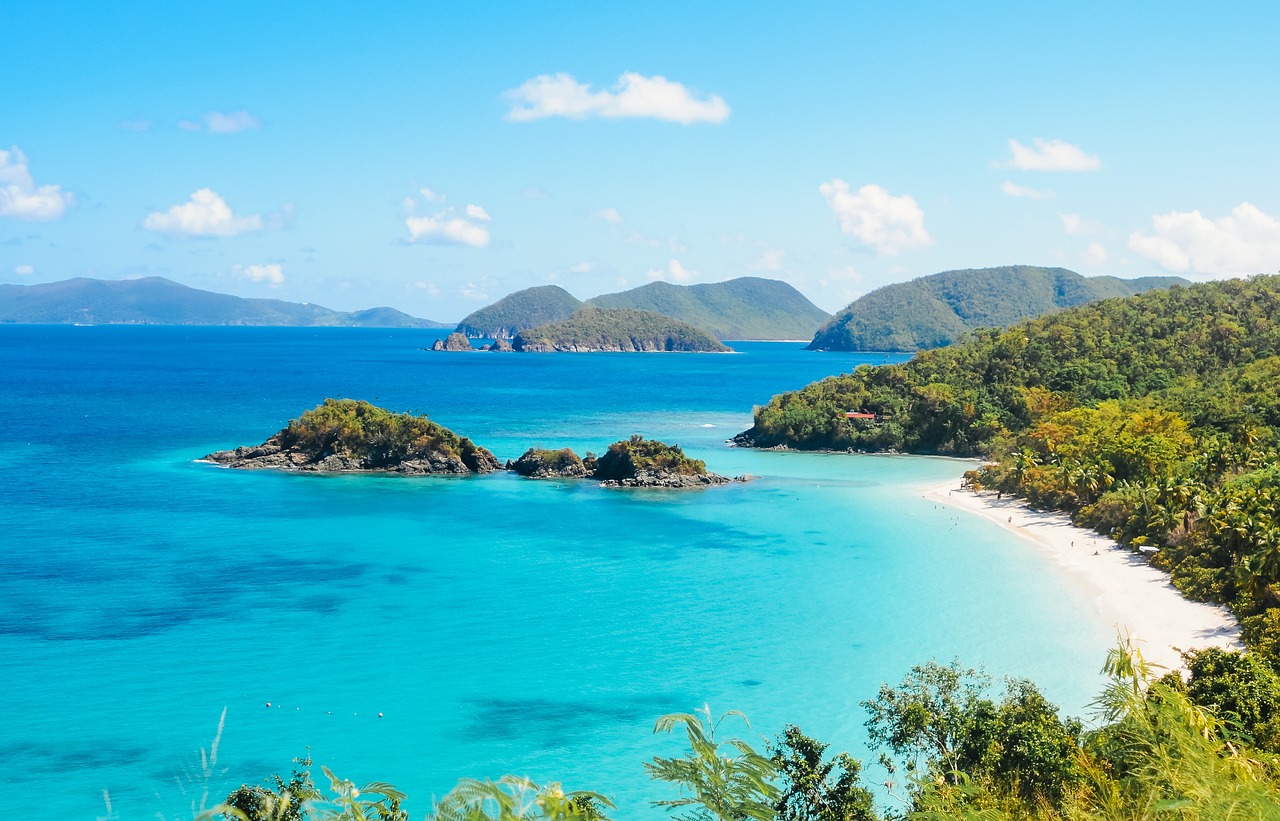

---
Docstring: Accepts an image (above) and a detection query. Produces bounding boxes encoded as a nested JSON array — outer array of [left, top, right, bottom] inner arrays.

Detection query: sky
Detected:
[[3, 1, 1279, 320]]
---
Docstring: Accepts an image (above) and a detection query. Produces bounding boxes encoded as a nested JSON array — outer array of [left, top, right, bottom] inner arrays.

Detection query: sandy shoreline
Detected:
[[924, 478, 1241, 672]]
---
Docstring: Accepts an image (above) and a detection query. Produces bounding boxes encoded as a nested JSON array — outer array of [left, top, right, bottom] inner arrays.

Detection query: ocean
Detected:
[[0, 326, 1114, 819]]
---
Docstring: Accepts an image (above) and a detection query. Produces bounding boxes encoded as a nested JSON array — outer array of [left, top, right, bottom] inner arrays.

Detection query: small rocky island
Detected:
[[510, 435, 736, 487], [515, 307, 731, 353], [203, 398, 501, 474]]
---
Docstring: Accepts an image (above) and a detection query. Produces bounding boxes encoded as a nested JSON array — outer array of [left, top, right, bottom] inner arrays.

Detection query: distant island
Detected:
[[512, 307, 731, 352], [0, 277, 451, 327], [203, 399, 500, 474], [455, 276, 829, 341], [807, 265, 1187, 351], [511, 436, 734, 487]]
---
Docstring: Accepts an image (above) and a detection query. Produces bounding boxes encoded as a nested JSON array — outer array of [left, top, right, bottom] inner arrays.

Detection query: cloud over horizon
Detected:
[[142, 189, 264, 237], [232, 263, 284, 284], [819, 180, 933, 256], [405, 189, 491, 247], [1001, 180, 1055, 200], [1129, 202, 1280, 276], [0, 147, 74, 221], [1000, 138, 1101, 171], [505, 72, 730, 124]]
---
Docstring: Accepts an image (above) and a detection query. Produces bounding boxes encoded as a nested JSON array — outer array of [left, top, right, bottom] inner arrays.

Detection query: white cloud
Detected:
[[1000, 138, 1100, 171], [595, 207, 624, 224], [143, 189, 264, 237], [413, 280, 442, 297], [1059, 213, 1104, 235], [752, 247, 787, 271], [1129, 202, 1280, 276], [505, 72, 730, 124], [460, 279, 495, 300], [1083, 242, 1109, 266], [818, 180, 933, 256], [647, 258, 698, 283], [523, 186, 548, 199], [569, 261, 594, 273], [0, 147, 74, 221], [404, 189, 490, 247], [204, 110, 260, 134], [1001, 180, 1055, 200], [181, 110, 261, 134], [14, 264, 34, 275], [232, 263, 284, 284]]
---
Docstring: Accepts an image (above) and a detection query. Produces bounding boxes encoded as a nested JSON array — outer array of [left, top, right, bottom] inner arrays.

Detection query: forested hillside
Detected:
[[807, 265, 1186, 351], [743, 275, 1280, 668], [455, 285, 583, 337]]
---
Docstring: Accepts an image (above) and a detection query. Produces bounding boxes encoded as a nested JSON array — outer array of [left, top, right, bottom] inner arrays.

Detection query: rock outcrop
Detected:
[[202, 399, 500, 475], [432, 332, 476, 352], [508, 448, 589, 478]]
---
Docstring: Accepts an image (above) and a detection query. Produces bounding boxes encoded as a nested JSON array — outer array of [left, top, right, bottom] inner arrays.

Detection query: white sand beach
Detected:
[[925, 479, 1242, 672]]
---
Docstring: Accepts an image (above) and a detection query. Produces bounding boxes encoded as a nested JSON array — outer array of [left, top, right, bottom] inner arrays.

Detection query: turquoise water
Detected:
[[0, 327, 1113, 819]]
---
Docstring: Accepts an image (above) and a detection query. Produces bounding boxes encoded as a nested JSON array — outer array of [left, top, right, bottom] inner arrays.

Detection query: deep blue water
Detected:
[[0, 327, 1113, 819]]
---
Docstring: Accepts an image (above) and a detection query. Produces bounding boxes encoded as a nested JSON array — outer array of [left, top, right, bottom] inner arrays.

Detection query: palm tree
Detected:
[[429, 776, 612, 821], [646, 706, 779, 821]]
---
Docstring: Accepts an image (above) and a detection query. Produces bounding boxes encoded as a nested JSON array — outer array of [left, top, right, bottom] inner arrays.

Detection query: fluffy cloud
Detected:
[[1000, 138, 1100, 171], [595, 207, 624, 225], [232, 263, 284, 284], [819, 180, 933, 256], [647, 258, 698, 283], [1001, 180, 1055, 200], [752, 247, 787, 271], [143, 189, 264, 237], [404, 190, 490, 247], [1060, 213, 1104, 235], [14, 264, 34, 275], [505, 72, 730, 124], [0, 147, 74, 221], [1083, 242, 1109, 266], [180, 110, 261, 134], [1129, 202, 1280, 276]]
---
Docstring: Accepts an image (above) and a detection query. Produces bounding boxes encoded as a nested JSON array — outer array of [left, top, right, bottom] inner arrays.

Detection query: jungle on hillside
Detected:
[[739, 276, 1280, 666]]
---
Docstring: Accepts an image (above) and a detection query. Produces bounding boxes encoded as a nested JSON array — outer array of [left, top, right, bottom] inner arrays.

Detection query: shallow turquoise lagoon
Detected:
[[0, 327, 1113, 819]]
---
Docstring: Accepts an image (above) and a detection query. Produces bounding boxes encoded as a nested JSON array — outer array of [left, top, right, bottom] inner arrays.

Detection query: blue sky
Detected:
[[3, 1, 1278, 319]]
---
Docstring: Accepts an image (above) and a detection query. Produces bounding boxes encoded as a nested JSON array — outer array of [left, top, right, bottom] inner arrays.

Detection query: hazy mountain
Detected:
[[0, 277, 450, 327], [455, 285, 583, 338], [807, 266, 1189, 351], [586, 277, 829, 340]]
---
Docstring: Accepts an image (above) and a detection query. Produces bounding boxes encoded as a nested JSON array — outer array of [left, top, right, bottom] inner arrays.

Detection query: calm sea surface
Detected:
[[0, 327, 1113, 819]]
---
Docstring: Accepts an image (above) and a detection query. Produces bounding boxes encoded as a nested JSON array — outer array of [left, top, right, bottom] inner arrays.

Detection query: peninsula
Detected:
[[203, 399, 500, 474]]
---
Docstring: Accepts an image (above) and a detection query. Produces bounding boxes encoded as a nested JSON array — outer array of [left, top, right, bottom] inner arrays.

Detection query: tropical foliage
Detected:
[[281, 398, 496, 472], [743, 276, 1280, 665], [456, 286, 584, 338], [590, 435, 710, 480]]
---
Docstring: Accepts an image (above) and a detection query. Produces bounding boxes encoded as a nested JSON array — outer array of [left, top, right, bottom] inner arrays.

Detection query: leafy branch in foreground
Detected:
[[429, 775, 613, 821], [646, 706, 780, 821]]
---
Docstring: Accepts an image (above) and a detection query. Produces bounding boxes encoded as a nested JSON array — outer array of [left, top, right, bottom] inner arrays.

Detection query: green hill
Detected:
[[587, 276, 829, 340], [740, 275, 1280, 665], [455, 285, 582, 338], [513, 307, 730, 352], [807, 265, 1187, 351], [0, 277, 449, 327]]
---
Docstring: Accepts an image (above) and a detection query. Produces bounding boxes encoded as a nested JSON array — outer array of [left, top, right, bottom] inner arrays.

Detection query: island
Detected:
[[806, 265, 1187, 352], [455, 277, 830, 341], [202, 398, 500, 474], [510, 436, 735, 487], [513, 307, 731, 352]]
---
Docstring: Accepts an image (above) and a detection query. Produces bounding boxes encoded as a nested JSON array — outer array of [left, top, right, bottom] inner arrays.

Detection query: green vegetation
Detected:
[[590, 434, 710, 480], [210, 641, 1280, 820], [0, 276, 448, 327], [586, 277, 830, 341], [456, 285, 584, 338], [514, 307, 731, 352], [510, 447, 589, 478], [806, 266, 1186, 352], [279, 399, 498, 472], [744, 275, 1280, 665]]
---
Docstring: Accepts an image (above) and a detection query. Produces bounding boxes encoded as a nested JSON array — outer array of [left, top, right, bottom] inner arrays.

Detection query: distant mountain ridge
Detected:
[[807, 266, 1189, 352], [457, 277, 829, 340], [0, 277, 450, 327]]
